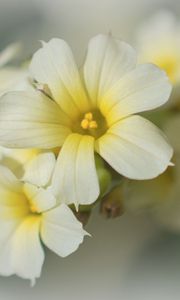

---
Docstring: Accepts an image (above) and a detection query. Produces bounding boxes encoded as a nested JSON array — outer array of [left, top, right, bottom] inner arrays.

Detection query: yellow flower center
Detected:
[[73, 110, 107, 139], [80, 112, 98, 130]]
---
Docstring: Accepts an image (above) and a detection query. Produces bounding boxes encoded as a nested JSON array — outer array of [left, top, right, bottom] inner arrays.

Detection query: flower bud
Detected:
[[100, 185, 124, 218]]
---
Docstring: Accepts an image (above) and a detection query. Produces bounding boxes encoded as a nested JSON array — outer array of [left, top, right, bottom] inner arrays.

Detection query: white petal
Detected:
[[0, 91, 71, 148], [0, 68, 29, 97], [51, 133, 99, 208], [101, 64, 172, 125], [0, 148, 41, 178], [0, 158, 42, 280], [23, 183, 56, 213], [23, 152, 56, 187], [0, 164, 22, 192], [11, 215, 44, 284], [95, 115, 173, 179], [0, 220, 21, 276], [41, 204, 88, 257], [84, 34, 136, 107], [0, 42, 21, 67], [30, 39, 89, 118]]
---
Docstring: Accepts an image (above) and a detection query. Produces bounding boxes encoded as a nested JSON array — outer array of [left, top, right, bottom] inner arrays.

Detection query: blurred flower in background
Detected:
[[0, 43, 30, 96], [135, 10, 180, 111], [136, 11, 180, 85]]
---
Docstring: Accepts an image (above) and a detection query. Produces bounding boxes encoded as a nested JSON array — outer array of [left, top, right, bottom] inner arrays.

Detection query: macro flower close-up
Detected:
[[0, 34, 173, 208], [0, 1, 180, 299]]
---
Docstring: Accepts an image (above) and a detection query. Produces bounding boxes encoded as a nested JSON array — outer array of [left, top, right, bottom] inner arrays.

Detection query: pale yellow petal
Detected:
[[100, 64, 171, 125], [0, 91, 71, 148], [30, 38, 90, 118], [84, 34, 136, 107], [95, 115, 173, 179], [0, 165, 29, 219], [41, 204, 88, 257], [23, 183, 56, 213], [23, 152, 56, 187], [0, 68, 29, 97], [0, 148, 41, 179], [51, 133, 99, 208], [11, 215, 44, 284], [0, 220, 21, 276]]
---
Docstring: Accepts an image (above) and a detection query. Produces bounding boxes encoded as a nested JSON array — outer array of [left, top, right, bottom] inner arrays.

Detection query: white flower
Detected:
[[0, 151, 88, 284], [0, 34, 173, 208], [136, 10, 180, 85]]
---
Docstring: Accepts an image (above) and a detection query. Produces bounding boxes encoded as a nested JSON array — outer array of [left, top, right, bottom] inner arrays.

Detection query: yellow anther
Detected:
[[89, 120, 98, 129], [85, 112, 93, 121], [81, 112, 98, 130], [81, 119, 89, 129]]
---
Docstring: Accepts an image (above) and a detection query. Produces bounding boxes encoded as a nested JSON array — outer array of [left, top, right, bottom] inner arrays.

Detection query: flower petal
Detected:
[[0, 164, 22, 192], [83, 34, 137, 107], [0, 148, 41, 178], [0, 68, 29, 97], [0, 166, 44, 283], [11, 215, 44, 284], [0, 91, 71, 148], [23, 183, 56, 213], [101, 64, 172, 125], [41, 204, 88, 257], [0, 42, 21, 67], [0, 165, 29, 220], [0, 165, 23, 204], [51, 133, 99, 208], [30, 39, 89, 118], [95, 115, 173, 179], [23, 152, 56, 187], [0, 220, 21, 276]]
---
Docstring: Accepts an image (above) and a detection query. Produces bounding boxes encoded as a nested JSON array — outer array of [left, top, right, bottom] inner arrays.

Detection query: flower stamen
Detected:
[[81, 112, 98, 130]]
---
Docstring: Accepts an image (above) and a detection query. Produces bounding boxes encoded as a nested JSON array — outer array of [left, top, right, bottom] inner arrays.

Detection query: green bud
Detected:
[[97, 167, 112, 196], [95, 153, 105, 169]]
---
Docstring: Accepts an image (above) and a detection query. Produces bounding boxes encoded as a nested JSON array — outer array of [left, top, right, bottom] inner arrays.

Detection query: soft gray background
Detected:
[[0, 0, 180, 299]]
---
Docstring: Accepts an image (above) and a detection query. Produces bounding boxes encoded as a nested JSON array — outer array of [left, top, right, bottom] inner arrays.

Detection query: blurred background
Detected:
[[0, 0, 180, 299]]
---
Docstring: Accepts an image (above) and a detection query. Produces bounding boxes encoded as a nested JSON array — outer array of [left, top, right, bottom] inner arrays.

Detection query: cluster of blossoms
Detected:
[[0, 21, 177, 283]]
